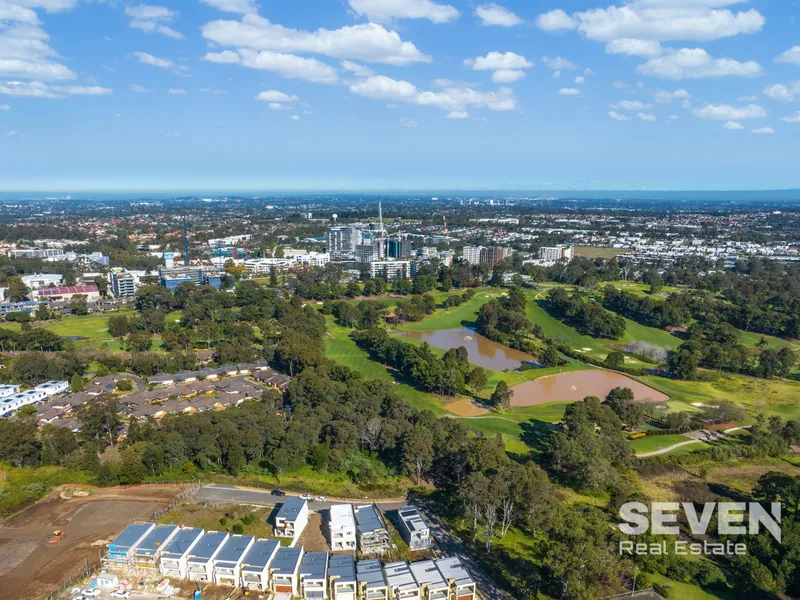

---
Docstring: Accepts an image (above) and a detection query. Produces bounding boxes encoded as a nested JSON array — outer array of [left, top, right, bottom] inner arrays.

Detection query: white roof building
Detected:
[[329, 504, 357, 551]]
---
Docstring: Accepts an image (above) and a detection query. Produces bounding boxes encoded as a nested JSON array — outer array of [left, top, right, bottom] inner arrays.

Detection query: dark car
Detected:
[[271, 489, 286, 496]]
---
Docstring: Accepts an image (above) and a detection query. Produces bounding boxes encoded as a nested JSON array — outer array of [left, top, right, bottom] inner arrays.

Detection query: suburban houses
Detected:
[[397, 506, 431, 552], [328, 504, 357, 552], [354, 504, 391, 555], [274, 497, 310, 543]]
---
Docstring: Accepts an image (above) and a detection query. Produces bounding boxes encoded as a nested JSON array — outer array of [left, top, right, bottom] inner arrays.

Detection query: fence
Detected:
[[42, 556, 105, 600], [151, 481, 200, 521]]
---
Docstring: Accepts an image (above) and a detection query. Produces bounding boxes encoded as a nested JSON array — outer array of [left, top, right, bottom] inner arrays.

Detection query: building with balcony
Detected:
[[357, 559, 388, 600], [159, 527, 205, 580], [329, 504, 357, 551], [397, 506, 431, 551], [274, 497, 309, 543], [240, 538, 280, 592], [186, 531, 229, 582], [132, 525, 179, 570], [270, 546, 304, 596], [300, 551, 329, 599], [213, 534, 255, 586], [410, 560, 448, 600], [328, 553, 357, 600], [436, 556, 476, 600]]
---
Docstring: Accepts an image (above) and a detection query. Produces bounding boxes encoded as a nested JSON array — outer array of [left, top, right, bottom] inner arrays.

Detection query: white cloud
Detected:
[[667, 114, 679, 121], [255, 90, 300, 102], [558, 88, 580, 96], [290, 114, 300, 121], [538, 1, 764, 43], [0, 104, 9, 109], [341, 60, 373, 77], [763, 82, 800, 103], [475, 3, 523, 27], [202, 14, 431, 65], [610, 99, 651, 110], [723, 120, 743, 130], [638, 112, 656, 121], [605, 39, 663, 58], [692, 103, 766, 120], [652, 88, 691, 104], [612, 80, 630, 89], [200, 88, 226, 94], [133, 51, 188, 74], [636, 48, 762, 80], [536, 9, 576, 31], [349, 75, 517, 112], [608, 110, 630, 121], [125, 4, 184, 40], [492, 69, 525, 84], [737, 95, 757, 101], [268, 102, 291, 110], [400, 117, 419, 127], [0, 80, 111, 98], [130, 84, 151, 93], [751, 127, 774, 134], [348, 0, 459, 23], [446, 110, 469, 119], [205, 49, 340, 84], [574, 76, 585, 84], [542, 56, 577, 70], [303, 110, 312, 115], [0, 21, 76, 81], [467, 51, 533, 71], [781, 112, 800, 124], [168, 88, 187, 94], [551, 70, 560, 79], [200, 0, 258, 14], [775, 46, 800, 66]]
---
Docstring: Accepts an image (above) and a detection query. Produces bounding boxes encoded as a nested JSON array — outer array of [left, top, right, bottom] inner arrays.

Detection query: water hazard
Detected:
[[511, 370, 670, 406], [397, 327, 535, 371]]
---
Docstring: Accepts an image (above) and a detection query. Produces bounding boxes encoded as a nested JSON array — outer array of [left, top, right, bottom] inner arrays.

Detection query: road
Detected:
[[196, 485, 506, 599], [635, 425, 752, 458]]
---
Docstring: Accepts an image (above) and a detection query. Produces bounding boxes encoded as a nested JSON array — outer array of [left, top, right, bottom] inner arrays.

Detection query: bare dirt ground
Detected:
[[443, 398, 490, 417], [0, 485, 183, 600], [296, 512, 330, 552]]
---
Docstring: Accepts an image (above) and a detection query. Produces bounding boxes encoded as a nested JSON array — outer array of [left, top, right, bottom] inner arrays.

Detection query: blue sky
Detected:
[[0, 0, 799, 191]]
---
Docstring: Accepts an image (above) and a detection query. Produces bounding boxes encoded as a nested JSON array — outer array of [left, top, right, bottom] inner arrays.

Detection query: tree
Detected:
[[403, 426, 434, 485], [604, 351, 625, 370], [604, 387, 643, 427], [70, 372, 85, 393], [6, 276, 27, 302], [68, 294, 89, 316], [126, 332, 153, 353], [490, 381, 513, 413], [35, 303, 50, 321], [108, 315, 130, 338], [668, 348, 699, 380], [466, 367, 488, 394], [269, 266, 279, 286]]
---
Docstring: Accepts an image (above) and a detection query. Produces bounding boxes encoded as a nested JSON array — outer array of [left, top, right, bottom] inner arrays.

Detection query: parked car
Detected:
[[299, 493, 312, 500], [82, 589, 101, 598], [314, 496, 326, 502], [271, 489, 286, 497], [113, 591, 131, 599]]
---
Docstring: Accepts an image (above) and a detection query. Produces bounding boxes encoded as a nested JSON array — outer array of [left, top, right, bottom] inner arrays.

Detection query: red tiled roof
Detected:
[[35, 285, 99, 297]]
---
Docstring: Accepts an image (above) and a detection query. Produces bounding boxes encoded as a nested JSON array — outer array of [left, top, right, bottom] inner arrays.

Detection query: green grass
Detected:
[[394, 288, 501, 332], [629, 434, 693, 454], [647, 573, 736, 600]]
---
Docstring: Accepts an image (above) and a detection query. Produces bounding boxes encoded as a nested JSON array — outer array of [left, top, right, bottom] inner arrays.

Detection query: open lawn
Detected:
[[647, 573, 736, 600], [395, 288, 501, 332], [629, 434, 693, 454], [641, 374, 800, 422]]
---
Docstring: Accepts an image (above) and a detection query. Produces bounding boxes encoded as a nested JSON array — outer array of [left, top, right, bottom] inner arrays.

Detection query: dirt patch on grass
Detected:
[[706, 463, 800, 495], [511, 370, 669, 406], [0, 485, 183, 600], [444, 398, 490, 417]]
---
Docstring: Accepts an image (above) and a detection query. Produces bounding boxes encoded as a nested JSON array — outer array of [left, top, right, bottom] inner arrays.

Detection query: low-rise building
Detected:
[[328, 554, 357, 600], [299, 551, 329, 599], [436, 556, 476, 600], [213, 534, 255, 586], [240, 538, 281, 592], [355, 504, 390, 555], [329, 504, 357, 551], [1, 389, 48, 414], [31, 285, 101, 302], [397, 506, 431, 551], [410, 560, 448, 600], [132, 525, 179, 569], [186, 531, 229, 582], [105, 523, 155, 568], [35, 380, 70, 397], [159, 527, 205, 580], [385, 561, 421, 600], [369, 260, 410, 280], [270, 546, 304, 596], [20, 273, 64, 290], [357, 559, 388, 600], [0, 384, 20, 399], [274, 497, 309, 542]]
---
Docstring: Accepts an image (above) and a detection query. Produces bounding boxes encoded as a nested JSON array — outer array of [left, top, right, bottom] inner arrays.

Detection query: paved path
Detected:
[[635, 425, 751, 458], [635, 439, 705, 458]]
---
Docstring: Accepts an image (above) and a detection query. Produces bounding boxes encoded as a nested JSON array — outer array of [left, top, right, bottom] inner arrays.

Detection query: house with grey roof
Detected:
[[240, 538, 281, 592], [355, 504, 390, 555], [269, 546, 305, 596], [159, 527, 204, 580], [132, 524, 179, 569], [299, 551, 328, 599], [274, 497, 309, 543], [385, 561, 421, 600], [397, 506, 431, 551], [213, 534, 255, 586], [409, 560, 448, 600], [435, 556, 476, 600], [357, 559, 388, 600], [186, 531, 229, 582], [328, 553, 357, 600]]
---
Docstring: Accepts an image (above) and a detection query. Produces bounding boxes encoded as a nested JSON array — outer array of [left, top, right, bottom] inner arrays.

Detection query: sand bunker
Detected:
[[511, 370, 669, 406], [444, 398, 491, 417]]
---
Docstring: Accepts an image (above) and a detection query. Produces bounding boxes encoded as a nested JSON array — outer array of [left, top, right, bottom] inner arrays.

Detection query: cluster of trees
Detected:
[[475, 286, 533, 349], [352, 328, 485, 396], [667, 321, 796, 380], [0, 326, 65, 352], [546, 288, 627, 339], [0, 350, 87, 387], [602, 286, 689, 329]]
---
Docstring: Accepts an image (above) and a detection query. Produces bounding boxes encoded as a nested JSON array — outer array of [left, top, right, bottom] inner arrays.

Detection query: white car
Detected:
[[82, 589, 101, 598], [299, 493, 312, 500], [113, 591, 131, 599], [314, 496, 326, 502]]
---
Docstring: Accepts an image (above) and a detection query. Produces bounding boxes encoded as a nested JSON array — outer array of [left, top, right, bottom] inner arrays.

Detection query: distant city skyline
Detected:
[[1, 1, 799, 190]]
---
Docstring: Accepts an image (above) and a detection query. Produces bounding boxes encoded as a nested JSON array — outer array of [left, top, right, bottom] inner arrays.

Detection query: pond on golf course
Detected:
[[510, 370, 670, 406], [396, 327, 535, 371]]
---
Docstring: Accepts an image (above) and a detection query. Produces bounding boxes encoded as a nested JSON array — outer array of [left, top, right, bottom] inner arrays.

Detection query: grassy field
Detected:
[[629, 433, 693, 454], [648, 573, 736, 600], [394, 288, 501, 332]]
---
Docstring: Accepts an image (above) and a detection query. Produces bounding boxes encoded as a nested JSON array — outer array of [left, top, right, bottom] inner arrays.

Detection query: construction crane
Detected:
[[378, 201, 385, 259]]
